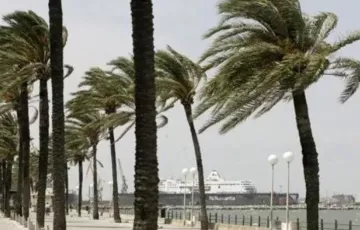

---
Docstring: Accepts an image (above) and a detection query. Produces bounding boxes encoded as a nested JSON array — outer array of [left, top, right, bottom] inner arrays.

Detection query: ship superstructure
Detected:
[[159, 170, 257, 194]]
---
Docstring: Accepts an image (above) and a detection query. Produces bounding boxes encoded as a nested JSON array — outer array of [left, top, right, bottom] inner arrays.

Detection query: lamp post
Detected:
[[267, 155, 278, 229], [283, 151, 294, 230], [182, 168, 189, 223], [90, 183, 94, 214], [190, 167, 196, 222], [75, 186, 79, 215], [76, 186, 79, 207], [108, 181, 113, 217]]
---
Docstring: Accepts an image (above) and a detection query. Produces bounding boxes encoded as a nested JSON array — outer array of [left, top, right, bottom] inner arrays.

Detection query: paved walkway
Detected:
[[25, 213, 199, 230], [0, 217, 25, 230]]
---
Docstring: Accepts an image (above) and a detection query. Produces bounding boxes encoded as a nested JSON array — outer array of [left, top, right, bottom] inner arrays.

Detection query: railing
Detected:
[[161, 210, 360, 230]]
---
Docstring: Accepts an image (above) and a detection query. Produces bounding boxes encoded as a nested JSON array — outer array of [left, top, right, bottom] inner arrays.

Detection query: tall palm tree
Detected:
[[65, 132, 89, 218], [67, 67, 134, 223], [155, 46, 208, 230], [0, 11, 44, 219], [37, 62, 73, 226], [0, 11, 71, 222], [130, 0, 158, 229], [0, 161, 4, 212], [49, 0, 66, 228], [195, 1, 360, 230], [0, 161, 3, 211], [65, 110, 105, 220]]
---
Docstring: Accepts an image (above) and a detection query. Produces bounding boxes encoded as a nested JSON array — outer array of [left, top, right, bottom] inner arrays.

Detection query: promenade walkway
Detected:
[[17, 212, 200, 230], [0, 217, 26, 230]]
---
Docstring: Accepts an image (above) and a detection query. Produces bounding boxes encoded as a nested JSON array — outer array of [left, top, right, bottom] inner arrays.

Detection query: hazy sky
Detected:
[[1, 0, 360, 200]]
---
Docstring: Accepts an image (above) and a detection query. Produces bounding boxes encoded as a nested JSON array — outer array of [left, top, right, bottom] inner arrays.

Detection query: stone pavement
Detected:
[[0, 217, 26, 230], [24, 212, 199, 230]]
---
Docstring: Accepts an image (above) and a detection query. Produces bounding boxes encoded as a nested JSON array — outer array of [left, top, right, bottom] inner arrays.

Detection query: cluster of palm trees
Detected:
[[0, 1, 360, 230]]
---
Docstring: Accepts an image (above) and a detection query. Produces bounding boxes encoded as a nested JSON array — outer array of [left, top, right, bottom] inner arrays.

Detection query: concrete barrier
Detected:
[[120, 214, 166, 224], [281, 222, 298, 230], [164, 219, 185, 226], [29, 220, 35, 230]]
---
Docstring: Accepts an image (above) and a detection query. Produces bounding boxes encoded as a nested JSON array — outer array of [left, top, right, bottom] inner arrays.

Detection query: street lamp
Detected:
[[90, 183, 94, 213], [267, 155, 278, 229], [190, 167, 197, 222], [182, 168, 189, 223], [283, 151, 294, 230], [76, 186, 79, 200], [76, 186, 79, 215], [108, 181, 113, 217]]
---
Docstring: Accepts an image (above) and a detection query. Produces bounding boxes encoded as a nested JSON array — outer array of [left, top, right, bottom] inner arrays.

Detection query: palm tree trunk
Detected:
[[183, 103, 208, 230], [4, 161, 12, 218], [15, 106, 23, 217], [65, 163, 69, 215], [78, 161, 83, 217], [131, 1, 159, 230], [108, 126, 121, 223], [36, 77, 49, 228], [20, 82, 31, 221], [49, 0, 66, 228], [1, 160, 5, 213], [92, 144, 99, 220], [292, 91, 319, 230]]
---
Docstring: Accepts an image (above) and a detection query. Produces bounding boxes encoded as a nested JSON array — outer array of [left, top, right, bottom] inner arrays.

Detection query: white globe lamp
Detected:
[[283, 151, 294, 163], [267, 155, 278, 166]]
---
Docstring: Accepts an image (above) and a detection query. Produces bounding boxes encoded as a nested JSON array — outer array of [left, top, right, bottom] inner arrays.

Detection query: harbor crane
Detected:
[[117, 158, 128, 194]]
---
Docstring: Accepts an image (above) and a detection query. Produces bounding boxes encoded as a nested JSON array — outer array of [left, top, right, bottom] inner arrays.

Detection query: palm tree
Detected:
[[0, 11, 71, 222], [0, 11, 43, 219], [67, 67, 134, 222], [0, 161, 3, 211], [130, 0, 158, 229], [108, 56, 170, 142], [0, 112, 18, 217], [195, 1, 360, 230], [65, 130, 89, 217], [65, 109, 105, 220], [49, 0, 66, 228], [66, 61, 169, 222], [0, 12, 54, 222], [0, 86, 23, 217], [155, 46, 208, 229]]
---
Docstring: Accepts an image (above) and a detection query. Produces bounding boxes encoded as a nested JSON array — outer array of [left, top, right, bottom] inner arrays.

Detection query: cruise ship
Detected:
[[117, 170, 299, 206], [159, 170, 257, 194]]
